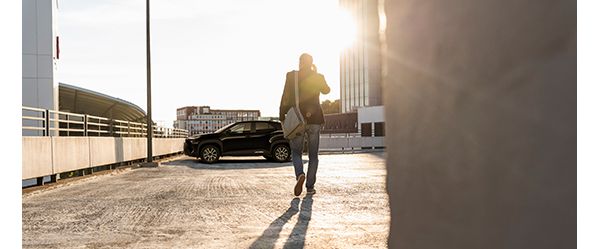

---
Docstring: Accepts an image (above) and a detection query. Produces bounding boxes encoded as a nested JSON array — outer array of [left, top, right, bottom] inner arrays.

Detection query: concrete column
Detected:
[[382, 0, 575, 248], [22, 0, 59, 136]]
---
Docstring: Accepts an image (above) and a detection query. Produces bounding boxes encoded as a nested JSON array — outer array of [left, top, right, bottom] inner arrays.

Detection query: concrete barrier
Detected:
[[25, 136, 378, 180], [22, 137, 186, 180], [319, 137, 385, 150], [22, 137, 53, 180], [52, 137, 90, 173], [89, 137, 118, 166], [319, 137, 349, 149], [153, 138, 183, 156], [121, 138, 147, 161]]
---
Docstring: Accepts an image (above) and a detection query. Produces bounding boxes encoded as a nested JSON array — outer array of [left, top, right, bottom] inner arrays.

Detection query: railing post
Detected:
[[127, 121, 130, 137], [50, 174, 58, 183], [371, 122, 375, 151], [66, 114, 70, 136], [109, 119, 114, 136], [36, 177, 44, 186], [84, 114, 88, 136], [44, 109, 50, 136]]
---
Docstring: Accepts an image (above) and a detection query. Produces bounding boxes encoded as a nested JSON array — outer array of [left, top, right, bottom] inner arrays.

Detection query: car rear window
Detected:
[[256, 122, 275, 131]]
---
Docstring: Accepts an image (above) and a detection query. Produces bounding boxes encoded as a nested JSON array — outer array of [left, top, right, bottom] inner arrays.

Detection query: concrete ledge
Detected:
[[22, 137, 53, 180], [320, 137, 385, 150], [89, 137, 118, 166], [52, 137, 90, 173], [153, 138, 184, 156], [22, 137, 186, 180], [122, 138, 146, 161]]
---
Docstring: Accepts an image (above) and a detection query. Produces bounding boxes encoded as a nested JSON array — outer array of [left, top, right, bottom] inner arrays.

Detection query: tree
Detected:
[[321, 99, 340, 114]]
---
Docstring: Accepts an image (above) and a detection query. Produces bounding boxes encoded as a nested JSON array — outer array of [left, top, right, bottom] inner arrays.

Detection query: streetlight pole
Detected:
[[145, 0, 155, 166]]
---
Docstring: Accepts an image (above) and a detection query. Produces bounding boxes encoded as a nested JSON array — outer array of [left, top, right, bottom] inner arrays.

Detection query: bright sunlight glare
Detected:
[[56, 0, 360, 121], [276, 0, 357, 104], [288, 1, 357, 56]]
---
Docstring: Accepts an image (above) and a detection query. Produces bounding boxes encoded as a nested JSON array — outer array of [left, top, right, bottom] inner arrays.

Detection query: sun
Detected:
[[289, 1, 357, 56], [310, 5, 357, 55], [277, 0, 358, 101], [329, 8, 357, 53]]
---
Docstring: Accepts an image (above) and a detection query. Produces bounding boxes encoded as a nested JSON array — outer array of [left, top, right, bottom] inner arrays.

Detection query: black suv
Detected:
[[183, 121, 291, 163]]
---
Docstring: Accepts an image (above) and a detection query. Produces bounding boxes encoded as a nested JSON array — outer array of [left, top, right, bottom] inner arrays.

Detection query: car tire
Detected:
[[272, 144, 291, 162], [199, 145, 220, 164]]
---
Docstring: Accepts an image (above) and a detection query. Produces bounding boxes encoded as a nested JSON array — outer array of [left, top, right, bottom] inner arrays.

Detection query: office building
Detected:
[[339, 0, 382, 113]]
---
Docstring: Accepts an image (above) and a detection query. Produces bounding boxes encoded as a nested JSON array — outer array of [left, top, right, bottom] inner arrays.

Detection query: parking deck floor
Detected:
[[22, 152, 389, 248]]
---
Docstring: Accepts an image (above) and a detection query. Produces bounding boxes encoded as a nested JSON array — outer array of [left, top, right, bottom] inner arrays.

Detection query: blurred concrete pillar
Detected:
[[381, 0, 575, 248]]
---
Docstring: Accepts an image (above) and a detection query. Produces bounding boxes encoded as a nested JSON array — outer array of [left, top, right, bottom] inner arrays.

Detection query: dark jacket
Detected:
[[279, 70, 330, 124]]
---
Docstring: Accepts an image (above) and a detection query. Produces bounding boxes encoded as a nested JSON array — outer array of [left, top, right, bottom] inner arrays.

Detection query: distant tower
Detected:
[[23, 0, 60, 135], [339, 0, 382, 113]]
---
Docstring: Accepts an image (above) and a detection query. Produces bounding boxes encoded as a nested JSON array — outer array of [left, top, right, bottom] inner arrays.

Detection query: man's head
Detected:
[[299, 53, 314, 71]]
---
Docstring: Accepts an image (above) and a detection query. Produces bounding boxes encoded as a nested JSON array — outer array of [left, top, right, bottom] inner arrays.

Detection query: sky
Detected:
[[56, 0, 355, 126]]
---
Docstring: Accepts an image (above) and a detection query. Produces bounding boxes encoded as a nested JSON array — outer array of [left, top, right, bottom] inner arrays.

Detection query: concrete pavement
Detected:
[[22, 153, 389, 248]]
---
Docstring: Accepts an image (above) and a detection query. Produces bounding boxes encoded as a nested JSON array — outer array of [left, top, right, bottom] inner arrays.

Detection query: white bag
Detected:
[[283, 71, 305, 139]]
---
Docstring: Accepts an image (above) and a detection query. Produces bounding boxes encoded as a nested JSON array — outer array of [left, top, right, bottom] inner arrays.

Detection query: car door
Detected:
[[221, 122, 252, 153], [247, 122, 276, 151]]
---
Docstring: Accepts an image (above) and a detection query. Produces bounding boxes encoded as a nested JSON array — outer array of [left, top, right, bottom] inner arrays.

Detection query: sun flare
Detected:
[[329, 8, 357, 52], [280, 1, 358, 101]]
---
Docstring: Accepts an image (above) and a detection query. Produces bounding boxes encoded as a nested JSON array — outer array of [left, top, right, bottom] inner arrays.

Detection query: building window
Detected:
[[361, 123, 372, 137], [374, 122, 385, 137]]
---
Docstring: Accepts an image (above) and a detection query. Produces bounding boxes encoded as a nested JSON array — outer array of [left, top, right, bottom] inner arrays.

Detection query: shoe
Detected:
[[306, 188, 316, 195], [294, 174, 305, 196]]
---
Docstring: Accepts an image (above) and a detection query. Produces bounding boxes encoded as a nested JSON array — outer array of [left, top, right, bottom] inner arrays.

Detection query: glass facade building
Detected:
[[339, 0, 382, 113]]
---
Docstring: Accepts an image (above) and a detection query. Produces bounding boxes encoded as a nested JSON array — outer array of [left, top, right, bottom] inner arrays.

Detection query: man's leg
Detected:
[[305, 124, 321, 190], [289, 134, 305, 178]]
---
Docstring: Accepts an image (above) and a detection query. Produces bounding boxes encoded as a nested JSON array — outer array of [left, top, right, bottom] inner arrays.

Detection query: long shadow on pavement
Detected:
[[249, 196, 313, 249], [283, 195, 313, 249], [162, 158, 308, 170], [249, 198, 300, 249]]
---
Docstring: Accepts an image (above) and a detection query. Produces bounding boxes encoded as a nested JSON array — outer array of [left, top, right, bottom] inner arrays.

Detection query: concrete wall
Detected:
[[52, 137, 90, 173], [121, 138, 147, 161], [153, 138, 183, 156], [357, 105, 385, 125], [22, 137, 53, 180], [382, 0, 576, 248], [319, 136, 384, 150], [22, 137, 185, 180], [89, 137, 118, 166]]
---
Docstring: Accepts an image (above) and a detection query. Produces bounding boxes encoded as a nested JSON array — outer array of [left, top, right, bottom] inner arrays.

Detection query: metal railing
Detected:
[[22, 106, 189, 138]]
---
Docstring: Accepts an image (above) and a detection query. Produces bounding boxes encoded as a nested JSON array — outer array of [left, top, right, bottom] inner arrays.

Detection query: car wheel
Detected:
[[200, 145, 220, 164], [272, 144, 291, 162]]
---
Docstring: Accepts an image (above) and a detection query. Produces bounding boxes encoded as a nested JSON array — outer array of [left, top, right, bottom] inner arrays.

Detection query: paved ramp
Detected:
[[23, 153, 389, 248]]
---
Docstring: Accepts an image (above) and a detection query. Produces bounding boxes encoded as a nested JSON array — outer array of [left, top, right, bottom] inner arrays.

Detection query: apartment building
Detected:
[[174, 106, 260, 135]]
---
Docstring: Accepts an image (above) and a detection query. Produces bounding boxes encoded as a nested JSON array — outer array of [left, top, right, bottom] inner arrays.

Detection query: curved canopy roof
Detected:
[[58, 83, 147, 122]]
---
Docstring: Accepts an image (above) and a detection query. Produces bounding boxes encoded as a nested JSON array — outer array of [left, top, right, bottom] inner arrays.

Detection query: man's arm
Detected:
[[320, 74, 330, 94]]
